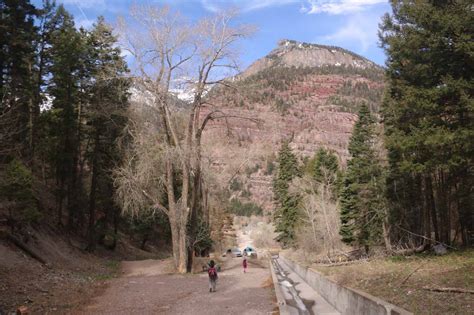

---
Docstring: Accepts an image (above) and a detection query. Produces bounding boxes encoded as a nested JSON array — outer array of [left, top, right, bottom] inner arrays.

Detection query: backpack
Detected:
[[208, 266, 217, 280]]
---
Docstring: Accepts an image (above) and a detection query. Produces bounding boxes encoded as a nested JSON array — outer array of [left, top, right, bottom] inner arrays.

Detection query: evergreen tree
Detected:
[[380, 0, 473, 246], [339, 105, 385, 251], [0, 0, 38, 158], [32, 1, 57, 155], [47, 5, 86, 227], [84, 17, 130, 251], [272, 140, 300, 246]]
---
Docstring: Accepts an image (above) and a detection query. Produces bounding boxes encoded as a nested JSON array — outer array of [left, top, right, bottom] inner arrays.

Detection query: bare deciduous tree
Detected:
[[114, 5, 253, 273], [291, 173, 342, 260]]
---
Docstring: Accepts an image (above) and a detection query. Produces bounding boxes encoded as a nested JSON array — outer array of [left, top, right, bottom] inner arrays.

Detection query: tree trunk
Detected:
[[178, 222, 188, 273], [437, 171, 449, 245], [86, 129, 100, 252], [169, 209, 188, 274], [169, 215, 180, 269], [111, 205, 119, 250], [382, 217, 391, 251], [426, 175, 439, 242], [141, 234, 148, 250], [422, 176, 432, 245]]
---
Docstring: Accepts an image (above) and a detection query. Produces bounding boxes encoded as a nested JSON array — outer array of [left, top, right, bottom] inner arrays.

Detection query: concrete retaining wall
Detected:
[[279, 256, 412, 315]]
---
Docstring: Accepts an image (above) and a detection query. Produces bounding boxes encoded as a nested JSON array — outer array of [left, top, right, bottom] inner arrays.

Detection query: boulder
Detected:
[[433, 244, 448, 255]]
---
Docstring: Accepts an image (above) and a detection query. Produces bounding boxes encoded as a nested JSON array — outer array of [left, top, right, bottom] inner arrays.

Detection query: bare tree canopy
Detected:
[[114, 4, 254, 273]]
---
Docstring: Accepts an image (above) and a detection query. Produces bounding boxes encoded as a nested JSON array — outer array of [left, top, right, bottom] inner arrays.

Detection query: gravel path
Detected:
[[76, 257, 277, 315]]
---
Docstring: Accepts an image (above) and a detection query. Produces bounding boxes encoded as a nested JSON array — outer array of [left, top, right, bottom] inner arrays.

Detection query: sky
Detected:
[[32, 0, 392, 67]]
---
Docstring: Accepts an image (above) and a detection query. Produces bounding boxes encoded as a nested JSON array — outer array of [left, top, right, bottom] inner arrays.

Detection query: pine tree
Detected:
[[32, 1, 57, 156], [47, 5, 86, 227], [380, 0, 473, 246], [0, 0, 38, 158], [273, 140, 300, 246], [84, 16, 130, 251], [339, 105, 385, 251]]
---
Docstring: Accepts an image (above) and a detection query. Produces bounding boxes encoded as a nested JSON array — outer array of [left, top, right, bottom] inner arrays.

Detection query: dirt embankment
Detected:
[[0, 225, 165, 314]]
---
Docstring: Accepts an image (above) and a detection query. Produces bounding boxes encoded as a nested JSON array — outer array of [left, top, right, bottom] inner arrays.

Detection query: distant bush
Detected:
[[265, 160, 275, 175], [241, 189, 252, 198], [229, 178, 243, 191], [245, 164, 260, 176], [229, 199, 263, 216], [275, 97, 290, 114]]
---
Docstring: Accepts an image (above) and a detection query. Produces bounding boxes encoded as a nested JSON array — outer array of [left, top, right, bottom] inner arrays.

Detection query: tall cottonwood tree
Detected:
[[114, 5, 253, 272], [380, 0, 473, 246]]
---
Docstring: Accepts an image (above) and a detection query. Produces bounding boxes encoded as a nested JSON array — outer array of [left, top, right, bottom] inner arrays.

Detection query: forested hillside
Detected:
[[0, 0, 179, 250]]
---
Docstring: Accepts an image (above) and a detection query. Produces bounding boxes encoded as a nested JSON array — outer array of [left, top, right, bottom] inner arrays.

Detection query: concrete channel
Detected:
[[270, 256, 412, 315], [270, 256, 340, 315]]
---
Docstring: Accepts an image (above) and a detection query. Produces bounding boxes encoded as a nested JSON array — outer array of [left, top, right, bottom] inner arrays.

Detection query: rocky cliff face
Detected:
[[201, 40, 385, 213], [240, 39, 378, 78]]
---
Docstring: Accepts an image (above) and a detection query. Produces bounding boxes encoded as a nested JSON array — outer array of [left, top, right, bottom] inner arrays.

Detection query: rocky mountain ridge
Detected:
[[202, 40, 385, 213]]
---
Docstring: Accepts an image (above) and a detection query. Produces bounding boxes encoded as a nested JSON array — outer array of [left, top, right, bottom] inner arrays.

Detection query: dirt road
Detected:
[[77, 257, 277, 314]]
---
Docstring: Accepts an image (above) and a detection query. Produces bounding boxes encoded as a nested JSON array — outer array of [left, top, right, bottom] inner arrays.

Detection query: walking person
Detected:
[[208, 260, 218, 292], [243, 257, 248, 273]]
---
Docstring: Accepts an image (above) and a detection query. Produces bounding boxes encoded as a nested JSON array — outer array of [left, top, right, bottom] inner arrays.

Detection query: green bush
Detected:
[[229, 199, 263, 216]]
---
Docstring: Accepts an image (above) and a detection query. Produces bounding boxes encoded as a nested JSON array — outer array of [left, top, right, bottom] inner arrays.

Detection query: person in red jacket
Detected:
[[242, 258, 248, 273], [207, 260, 218, 292]]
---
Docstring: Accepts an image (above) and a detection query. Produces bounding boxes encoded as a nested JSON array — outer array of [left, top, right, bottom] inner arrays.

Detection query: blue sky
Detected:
[[33, 0, 391, 67]]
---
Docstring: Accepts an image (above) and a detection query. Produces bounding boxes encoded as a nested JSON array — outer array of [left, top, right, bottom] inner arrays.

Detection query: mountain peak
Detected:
[[240, 39, 380, 78]]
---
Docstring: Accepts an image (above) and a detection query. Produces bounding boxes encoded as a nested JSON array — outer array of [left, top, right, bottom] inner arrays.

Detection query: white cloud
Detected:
[[303, 0, 386, 15], [200, 0, 299, 13], [318, 13, 380, 52]]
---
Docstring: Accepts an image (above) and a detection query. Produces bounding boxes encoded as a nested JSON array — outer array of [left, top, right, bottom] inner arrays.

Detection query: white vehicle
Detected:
[[225, 247, 242, 257], [242, 246, 257, 258]]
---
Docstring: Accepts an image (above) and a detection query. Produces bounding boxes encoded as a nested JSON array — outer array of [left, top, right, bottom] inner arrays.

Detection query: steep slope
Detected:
[[201, 40, 385, 213]]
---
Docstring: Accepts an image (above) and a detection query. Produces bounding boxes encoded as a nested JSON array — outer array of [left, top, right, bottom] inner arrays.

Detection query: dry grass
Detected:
[[312, 250, 474, 314]]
